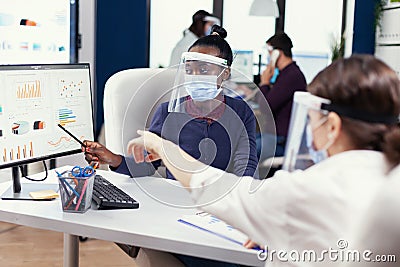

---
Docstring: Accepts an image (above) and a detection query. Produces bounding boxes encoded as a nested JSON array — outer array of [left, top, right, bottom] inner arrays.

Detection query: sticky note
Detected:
[[29, 190, 59, 200]]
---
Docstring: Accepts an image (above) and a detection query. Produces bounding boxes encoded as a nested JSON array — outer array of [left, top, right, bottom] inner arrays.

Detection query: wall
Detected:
[[343, 0, 355, 57], [375, 4, 400, 76], [78, 0, 96, 95], [95, 0, 149, 138]]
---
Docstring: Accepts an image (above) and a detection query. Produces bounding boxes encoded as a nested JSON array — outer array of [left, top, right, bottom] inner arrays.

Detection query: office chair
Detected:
[[104, 67, 175, 155], [103, 67, 176, 258]]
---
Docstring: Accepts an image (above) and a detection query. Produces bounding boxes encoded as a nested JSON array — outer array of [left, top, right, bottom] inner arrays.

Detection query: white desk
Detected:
[[0, 167, 263, 267]]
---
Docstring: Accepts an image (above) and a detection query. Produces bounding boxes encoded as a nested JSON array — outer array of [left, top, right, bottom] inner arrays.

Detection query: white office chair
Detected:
[[103, 67, 176, 258], [103, 67, 176, 155]]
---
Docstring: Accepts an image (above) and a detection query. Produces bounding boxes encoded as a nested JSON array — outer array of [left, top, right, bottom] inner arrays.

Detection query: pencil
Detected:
[[75, 179, 89, 211]]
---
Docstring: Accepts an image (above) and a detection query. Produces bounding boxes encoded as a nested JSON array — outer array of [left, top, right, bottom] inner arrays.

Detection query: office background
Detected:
[[0, 1, 398, 265], [81, 0, 380, 139]]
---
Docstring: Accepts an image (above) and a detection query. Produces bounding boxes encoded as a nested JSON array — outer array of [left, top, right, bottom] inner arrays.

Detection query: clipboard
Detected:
[[178, 212, 249, 246]]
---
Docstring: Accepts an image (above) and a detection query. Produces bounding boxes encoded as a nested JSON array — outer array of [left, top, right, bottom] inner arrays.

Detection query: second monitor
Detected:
[[231, 50, 254, 83]]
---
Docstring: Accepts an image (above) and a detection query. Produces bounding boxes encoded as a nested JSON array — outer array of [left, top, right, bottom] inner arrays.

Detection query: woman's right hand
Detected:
[[82, 140, 122, 168]]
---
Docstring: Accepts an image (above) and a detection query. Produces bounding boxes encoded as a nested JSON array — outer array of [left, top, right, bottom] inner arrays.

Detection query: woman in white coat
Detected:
[[344, 165, 400, 267], [128, 54, 400, 266]]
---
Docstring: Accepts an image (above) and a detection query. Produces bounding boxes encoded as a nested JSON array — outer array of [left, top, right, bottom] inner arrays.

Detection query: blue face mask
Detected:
[[306, 124, 331, 164], [205, 25, 213, 36], [184, 74, 222, 102], [270, 68, 279, 84]]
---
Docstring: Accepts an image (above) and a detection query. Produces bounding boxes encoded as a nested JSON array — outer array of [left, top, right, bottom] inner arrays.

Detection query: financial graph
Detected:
[[58, 108, 76, 126], [11, 121, 30, 135], [2, 142, 34, 162], [16, 80, 42, 99], [59, 79, 84, 98], [48, 135, 84, 151], [0, 64, 94, 172]]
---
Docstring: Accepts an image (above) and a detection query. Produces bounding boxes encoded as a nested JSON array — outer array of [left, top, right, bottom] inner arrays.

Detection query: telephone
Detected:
[[270, 49, 280, 68]]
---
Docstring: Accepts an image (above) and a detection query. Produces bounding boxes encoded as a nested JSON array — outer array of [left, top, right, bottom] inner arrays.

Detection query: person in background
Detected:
[[127, 54, 400, 266], [257, 32, 307, 161], [83, 25, 258, 181], [169, 10, 220, 66]]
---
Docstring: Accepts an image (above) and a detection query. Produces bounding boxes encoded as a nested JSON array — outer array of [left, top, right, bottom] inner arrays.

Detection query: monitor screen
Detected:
[[0, 63, 94, 170], [231, 50, 254, 83], [0, 0, 78, 64]]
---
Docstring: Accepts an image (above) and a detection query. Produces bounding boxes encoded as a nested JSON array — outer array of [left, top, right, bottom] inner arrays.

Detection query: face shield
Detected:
[[282, 91, 331, 172], [166, 51, 278, 178], [168, 52, 229, 115]]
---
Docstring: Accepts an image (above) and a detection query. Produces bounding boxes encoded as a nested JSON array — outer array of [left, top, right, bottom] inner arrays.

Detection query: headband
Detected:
[[321, 103, 400, 125]]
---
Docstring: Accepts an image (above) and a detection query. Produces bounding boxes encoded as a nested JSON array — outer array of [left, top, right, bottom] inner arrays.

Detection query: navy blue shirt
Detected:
[[113, 96, 259, 179]]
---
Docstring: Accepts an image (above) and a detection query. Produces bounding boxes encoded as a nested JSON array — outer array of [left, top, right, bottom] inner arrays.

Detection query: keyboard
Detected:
[[92, 175, 139, 210]]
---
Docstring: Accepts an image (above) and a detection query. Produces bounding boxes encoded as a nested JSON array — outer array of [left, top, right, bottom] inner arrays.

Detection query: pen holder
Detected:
[[58, 171, 95, 213]]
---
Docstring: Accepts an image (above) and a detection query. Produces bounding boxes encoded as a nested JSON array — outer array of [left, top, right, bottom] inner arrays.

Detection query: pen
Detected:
[[63, 178, 88, 210], [57, 124, 86, 148], [57, 176, 71, 199], [59, 177, 81, 198]]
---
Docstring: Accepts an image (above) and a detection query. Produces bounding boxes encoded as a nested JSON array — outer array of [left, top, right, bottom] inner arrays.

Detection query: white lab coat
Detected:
[[169, 29, 198, 67], [190, 150, 390, 266], [344, 165, 400, 267]]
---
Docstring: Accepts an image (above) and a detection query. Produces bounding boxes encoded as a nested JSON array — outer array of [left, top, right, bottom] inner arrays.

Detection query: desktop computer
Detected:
[[0, 63, 139, 209], [0, 63, 94, 200]]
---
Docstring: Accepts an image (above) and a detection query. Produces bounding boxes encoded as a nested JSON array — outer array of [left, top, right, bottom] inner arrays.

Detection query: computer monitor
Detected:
[[0, 0, 79, 64], [231, 50, 254, 83], [0, 63, 94, 200]]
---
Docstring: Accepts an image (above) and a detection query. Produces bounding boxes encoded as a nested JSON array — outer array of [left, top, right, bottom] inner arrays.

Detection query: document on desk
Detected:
[[178, 212, 248, 246]]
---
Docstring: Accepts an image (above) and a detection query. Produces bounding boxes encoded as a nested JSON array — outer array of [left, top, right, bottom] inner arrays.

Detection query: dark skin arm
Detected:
[[82, 140, 122, 168]]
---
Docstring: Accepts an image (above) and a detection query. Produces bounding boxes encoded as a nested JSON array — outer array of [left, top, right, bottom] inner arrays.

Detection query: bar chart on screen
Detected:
[[16, 80, 42, 99], [2, 142, 34, 162], [58, 108, 77, 126]]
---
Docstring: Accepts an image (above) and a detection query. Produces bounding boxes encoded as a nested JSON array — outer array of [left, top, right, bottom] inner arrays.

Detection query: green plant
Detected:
[[331, 35, 345, 62], [374, 0, 386, 32]]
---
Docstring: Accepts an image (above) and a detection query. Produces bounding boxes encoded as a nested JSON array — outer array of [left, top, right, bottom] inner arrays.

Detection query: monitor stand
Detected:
[[1, 166, 58, 201]]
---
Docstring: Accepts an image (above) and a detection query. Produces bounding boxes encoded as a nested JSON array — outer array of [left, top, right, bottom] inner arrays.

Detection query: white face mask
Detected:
[[305, 122, 334, 164], [184, 74, 222, 102]]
